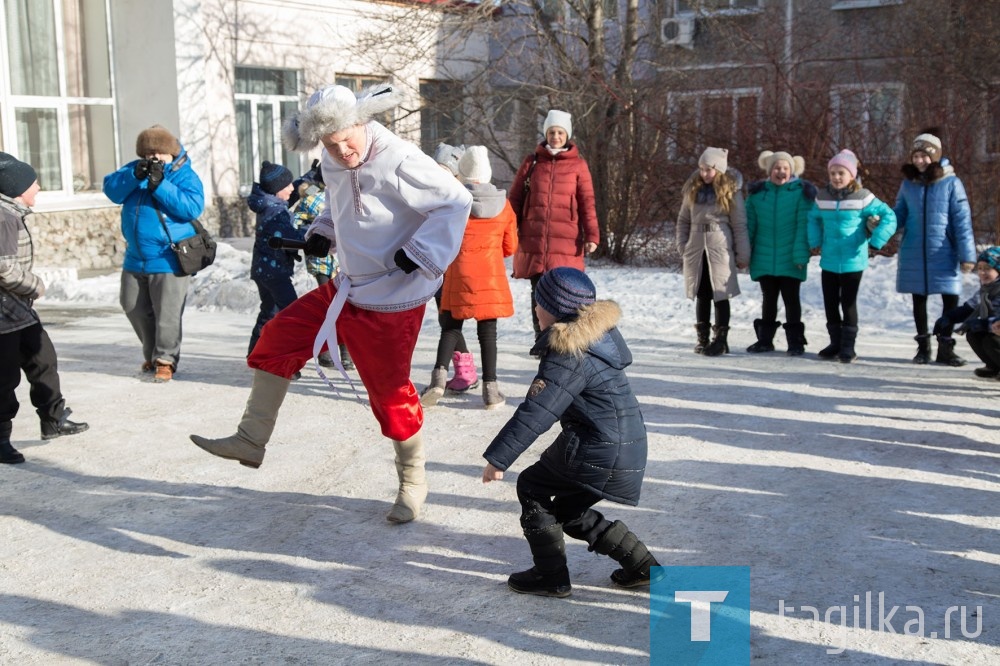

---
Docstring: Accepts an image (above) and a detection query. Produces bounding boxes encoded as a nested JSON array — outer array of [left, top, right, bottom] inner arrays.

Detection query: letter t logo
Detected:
[[675, 590, 730, 641]]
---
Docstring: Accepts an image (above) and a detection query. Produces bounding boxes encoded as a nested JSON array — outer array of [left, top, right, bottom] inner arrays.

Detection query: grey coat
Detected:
[[0, 194, 42, 334]]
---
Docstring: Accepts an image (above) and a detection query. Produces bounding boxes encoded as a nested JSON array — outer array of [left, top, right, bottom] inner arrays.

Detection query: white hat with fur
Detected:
[[758, 150, 805, 177], [282, 84, 403, 152]]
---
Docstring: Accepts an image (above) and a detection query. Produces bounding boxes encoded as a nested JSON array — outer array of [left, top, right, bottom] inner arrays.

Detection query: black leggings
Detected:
[[757, 275, 802, 324], [695, 258, 730, 327], [821, 270, 863, 326], [912, 293, 960, 336], [435, 310, 498, 381]]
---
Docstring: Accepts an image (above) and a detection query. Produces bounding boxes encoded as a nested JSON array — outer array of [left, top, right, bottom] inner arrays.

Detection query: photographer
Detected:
[[102, 125, 205, 382]]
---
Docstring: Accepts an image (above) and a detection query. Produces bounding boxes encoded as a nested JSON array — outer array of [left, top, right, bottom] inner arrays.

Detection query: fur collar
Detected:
[[544, 300, 621, 356], [901, 161, 952, 183]]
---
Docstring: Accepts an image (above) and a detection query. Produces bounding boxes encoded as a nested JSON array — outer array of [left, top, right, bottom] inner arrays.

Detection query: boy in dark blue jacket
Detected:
[[935, 246, 1000, 378], [482, 267, 657, 597]]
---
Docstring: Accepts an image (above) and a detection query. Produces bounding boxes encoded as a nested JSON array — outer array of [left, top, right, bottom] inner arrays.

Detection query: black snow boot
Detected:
[[40, 407, 89, 441], [703, 326, 730, 357], [912, 334, 931, 364], [818, 322, 842, 360], [746, 319, 780, 353], [591, 520, 661, 588], [838, 325, 859, 363], [508, 525, 572, 598], [693, 323, 710, 355], [1, 421, 25, 464], [783, 322, 807, 356], [935, 335, 967, 367]]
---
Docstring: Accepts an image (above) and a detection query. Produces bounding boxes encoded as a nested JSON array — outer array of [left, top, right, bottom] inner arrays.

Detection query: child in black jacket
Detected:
[[934, 246, 1000, 378]]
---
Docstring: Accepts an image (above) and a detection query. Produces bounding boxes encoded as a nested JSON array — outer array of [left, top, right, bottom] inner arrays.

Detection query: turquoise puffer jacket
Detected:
[[746, 178, 815, 281], [807, 186, 897, 274]]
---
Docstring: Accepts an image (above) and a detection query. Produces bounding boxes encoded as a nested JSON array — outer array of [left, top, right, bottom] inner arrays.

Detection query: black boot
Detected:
[[40, 407, 89, 441], [591, 520, 660, 588], [935, 335, 967, 367], [912, 334, 931, 364], [693, 323, 710, 354], [838, 325, 858, 363], [746, 319, 780, 353], [703, 326, 729, 357], [508, 525, 572, 598], [1, 421, 25, 464], [783, 322, 807, 356], [818, 323, 841, 360]]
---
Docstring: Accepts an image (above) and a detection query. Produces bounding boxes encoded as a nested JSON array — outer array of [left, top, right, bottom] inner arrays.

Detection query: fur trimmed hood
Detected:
[[538, 300, 625, 360], [901, 158, 955, 184], [282, 84, 403, 152]]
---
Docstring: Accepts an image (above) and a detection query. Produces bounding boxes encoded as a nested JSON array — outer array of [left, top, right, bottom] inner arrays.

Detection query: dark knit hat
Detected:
[[259, 161, 293, 194], [978, 246, 1000, 272], [535, 267, 597, 319], [0, 152, 38, 199], [135, 125, 181, 158]]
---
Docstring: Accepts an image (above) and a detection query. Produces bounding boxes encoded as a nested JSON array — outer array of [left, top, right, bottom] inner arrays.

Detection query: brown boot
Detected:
[[386, 433, 428, 523]]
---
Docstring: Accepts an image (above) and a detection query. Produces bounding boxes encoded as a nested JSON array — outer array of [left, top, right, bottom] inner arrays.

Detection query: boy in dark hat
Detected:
[[481, 266, 658, 597], [0, 152, 88, 464], [934, 246, 1000, 378]]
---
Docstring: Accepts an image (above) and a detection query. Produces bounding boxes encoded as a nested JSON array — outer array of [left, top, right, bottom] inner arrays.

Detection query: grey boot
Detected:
[[419, 368, 448, 407], [190, 369, 291, 468], [591, 520, 660, 588], [818, 323, 842, 359], [693, 322, 710, 354], [386, 433, 428, 523], [913, 334, 932, 364], [483, 381, 505, 410]]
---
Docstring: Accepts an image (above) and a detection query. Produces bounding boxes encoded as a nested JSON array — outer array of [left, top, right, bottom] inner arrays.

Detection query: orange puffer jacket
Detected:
[[441, 184, 518, 321], [509, 142, 599, 279]]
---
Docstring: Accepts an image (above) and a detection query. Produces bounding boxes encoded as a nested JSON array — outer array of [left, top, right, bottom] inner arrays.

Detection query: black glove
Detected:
[[147, 159, 164, 192], [932, 316, 950, 337], [394, 248, 419, 274], [303, 234, 332, 258], [133, 159, 150, 180]]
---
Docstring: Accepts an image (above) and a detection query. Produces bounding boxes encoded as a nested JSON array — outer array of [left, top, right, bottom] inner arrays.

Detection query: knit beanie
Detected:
[[543, 109, 573, 140], [0, 152, 38, 199], [135, 125, 181, 158], [911, 133, 942, 161], [978, 246, 1000, 272], [259, 161, 293, 194], [758, 150, 805, 177], [433, 143, 465, 176], [458, 145, 492, 183], [828, 149, 859, 179], [535, 267, 597, 319], [698, 147, 728, 173]]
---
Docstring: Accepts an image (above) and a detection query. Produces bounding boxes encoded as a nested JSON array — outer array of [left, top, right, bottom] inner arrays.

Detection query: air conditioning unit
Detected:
[[661, 16, 695, 48]]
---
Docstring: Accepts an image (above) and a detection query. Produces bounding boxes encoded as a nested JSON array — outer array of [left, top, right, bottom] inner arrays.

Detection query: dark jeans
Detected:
[[248, 275, 299, 356], [695, 257, 730, 327], [757, 275, 803, 324], [516, 461, 611, 546], [821, 270, 863, 327], [0, 322, 64, 423], [913, 293, 960, 336], [435, 311, 498, 381], [434, 288, 468, 354]]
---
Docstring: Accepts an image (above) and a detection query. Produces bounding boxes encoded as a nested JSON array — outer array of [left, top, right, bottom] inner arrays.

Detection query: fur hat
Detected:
[[978, 247, 1000, 272], [0, 152, 38, 199], [458, 146, 492, 183], [828, 149, 859, 180], [758, 150, 805, 177], [259, 161, 293, 195], [536, 267, 597, 319], [543, 109, 573, 140], [135, 125, 181, 158], [433, 143, 465, 176], [282, 84, 403, 152], [911, 133, 942, 161], [698, 147, 728, 173]]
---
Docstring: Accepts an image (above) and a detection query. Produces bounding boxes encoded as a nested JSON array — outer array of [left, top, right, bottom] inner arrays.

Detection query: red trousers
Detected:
[[248, 280, 426, 441]]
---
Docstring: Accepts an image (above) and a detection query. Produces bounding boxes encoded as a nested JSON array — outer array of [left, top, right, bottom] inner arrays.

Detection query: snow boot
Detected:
[[483, 380, 505, 410], [189, 369, 290, 469], [591, 520, 660, 588], [386, 432, 428, 524], [912, 334, 931, 364], [40, 407, 89, 440], [508, 524, 572, 598], [818, 323, 842, 360], [339, 344, 354, 371], [746, 319, 780, 353], [783, 322, 807, 356], [693, 322, 710, 354], [838, 325, 858, 363], [419, 368, 448, 407], [0, 421, 25, 464], [703, 326, 729, 357], [935, 335, 967, 367], [445, 351, 479, 393]]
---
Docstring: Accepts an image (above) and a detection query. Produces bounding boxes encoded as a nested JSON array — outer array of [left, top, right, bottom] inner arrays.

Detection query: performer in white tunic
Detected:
[[191, 84, 472, 524]]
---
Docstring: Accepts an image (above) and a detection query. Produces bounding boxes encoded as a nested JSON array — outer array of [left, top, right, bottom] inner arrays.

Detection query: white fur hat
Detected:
[[758, 150, 805, 177], [282, 83, 403, 152], [458, 145, 492, 183], [543, 109, 573, 139]]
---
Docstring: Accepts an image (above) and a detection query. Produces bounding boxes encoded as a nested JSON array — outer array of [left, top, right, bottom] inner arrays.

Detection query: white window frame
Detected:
[[666, 87, 762, 160], [829, 82, 905, 162], [234, 67, 301, 192], [675, 0, 762, 17]]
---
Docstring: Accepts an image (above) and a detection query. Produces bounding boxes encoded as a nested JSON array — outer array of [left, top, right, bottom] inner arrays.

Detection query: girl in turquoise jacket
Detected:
[[807, 149, 897, 363]]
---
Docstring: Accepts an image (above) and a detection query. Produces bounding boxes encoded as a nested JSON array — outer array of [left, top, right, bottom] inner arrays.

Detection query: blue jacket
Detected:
[[482, 301, 647, 506], [808, 186, 897, 273], [103, 149, 205, 274], [248, 183, 305, 281], [893, 160, 976, 295]]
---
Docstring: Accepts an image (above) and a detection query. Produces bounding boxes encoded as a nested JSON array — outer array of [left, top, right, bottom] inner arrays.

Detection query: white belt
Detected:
[[312, 275, 365, 403]]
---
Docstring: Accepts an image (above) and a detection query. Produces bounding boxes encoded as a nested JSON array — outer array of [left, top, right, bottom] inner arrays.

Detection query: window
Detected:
[[829, 84, 904, 161], [419, 80, 464, 155], [666, 89, 761, 160], [1, 0, 115, 197], [234, 66, 300, 191], [676, 0, 760, 14]]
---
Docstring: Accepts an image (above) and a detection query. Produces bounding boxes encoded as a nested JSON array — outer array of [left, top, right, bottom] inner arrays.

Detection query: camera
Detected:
[[148, 156, 162, 164]]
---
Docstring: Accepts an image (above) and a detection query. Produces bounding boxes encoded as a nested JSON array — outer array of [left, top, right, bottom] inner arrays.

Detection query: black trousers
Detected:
[[757, 275, 802, 324], [435, 311, 498, 381], [821, 270, 863, 327], [1, 322, 64, 424], [695, 255, 730, 327], [966, 330, 1000, 370], [912, 293, 960, 336], [516, 462, 611, 546]]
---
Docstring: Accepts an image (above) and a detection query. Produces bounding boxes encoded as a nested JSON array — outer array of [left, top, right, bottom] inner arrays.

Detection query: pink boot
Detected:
[[445, 351, 479, 393]]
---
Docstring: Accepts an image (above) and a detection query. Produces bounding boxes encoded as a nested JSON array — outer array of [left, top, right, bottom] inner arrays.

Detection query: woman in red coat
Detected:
[[508, 110, 599, 337], [422, 146, 518, 409]]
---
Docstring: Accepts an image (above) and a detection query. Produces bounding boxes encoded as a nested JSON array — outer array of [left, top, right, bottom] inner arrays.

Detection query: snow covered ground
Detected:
[[1, 243, 997, 664]]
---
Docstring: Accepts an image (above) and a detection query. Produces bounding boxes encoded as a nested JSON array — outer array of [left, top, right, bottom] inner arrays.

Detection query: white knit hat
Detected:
[[458, 145, 492, 183], [281, 83, 403, 152], [543, 109, 573, 139], [698, 147, 728, 173], [758, 150, 805, 177]]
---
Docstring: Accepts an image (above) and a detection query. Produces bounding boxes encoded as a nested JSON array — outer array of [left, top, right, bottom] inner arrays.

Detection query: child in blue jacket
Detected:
[[807, 149, 897, 363], [934, 247, 1000, 379]]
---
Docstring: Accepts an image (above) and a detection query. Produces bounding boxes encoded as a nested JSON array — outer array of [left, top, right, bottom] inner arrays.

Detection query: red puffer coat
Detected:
[[509, 142, 599, 279]]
